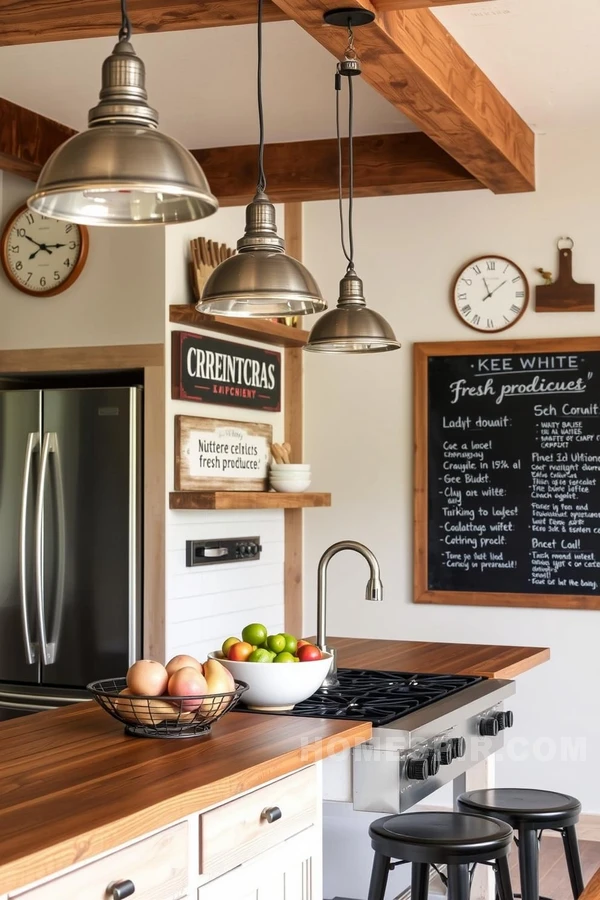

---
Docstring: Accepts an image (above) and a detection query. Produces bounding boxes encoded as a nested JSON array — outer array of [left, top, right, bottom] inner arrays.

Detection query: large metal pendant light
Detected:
[[196, 0, 326, 318], [305, 11, 400, 353], [27, 0, 218, 226]]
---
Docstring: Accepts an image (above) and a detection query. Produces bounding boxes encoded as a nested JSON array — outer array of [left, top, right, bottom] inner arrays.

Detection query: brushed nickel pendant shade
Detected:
[[304, 270, 400, 353], [196, 0, 325, 318], [28, 5, 217, 226], [199, 192, 324, 317], [305, 14, 400, 354]]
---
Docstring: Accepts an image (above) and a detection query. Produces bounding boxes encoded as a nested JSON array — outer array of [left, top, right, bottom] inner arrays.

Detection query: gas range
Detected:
[[241, 667, 516, 813]]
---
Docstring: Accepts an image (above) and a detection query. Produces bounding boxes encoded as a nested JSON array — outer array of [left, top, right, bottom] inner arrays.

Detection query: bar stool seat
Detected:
[[457, 789, 584, 900], [367, 811, 514, 900]]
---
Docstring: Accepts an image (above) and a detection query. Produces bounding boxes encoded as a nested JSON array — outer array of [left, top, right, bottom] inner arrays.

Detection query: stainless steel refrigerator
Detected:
[[0, 387, 141, 720]]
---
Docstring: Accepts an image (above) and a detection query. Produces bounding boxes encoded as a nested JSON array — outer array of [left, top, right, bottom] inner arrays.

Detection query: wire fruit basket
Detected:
[[88, 677, 248, 739]]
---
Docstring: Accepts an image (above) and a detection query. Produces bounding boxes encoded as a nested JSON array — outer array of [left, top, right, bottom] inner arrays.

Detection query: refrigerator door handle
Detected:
[[35, 432, 60, 666], [0, 699, 57, 712], [19, 431, 39, 665]]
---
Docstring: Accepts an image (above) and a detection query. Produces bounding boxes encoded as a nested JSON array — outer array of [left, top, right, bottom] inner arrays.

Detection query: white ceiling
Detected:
[[0, 0, 596, 148], [433, 0, 600, 134]]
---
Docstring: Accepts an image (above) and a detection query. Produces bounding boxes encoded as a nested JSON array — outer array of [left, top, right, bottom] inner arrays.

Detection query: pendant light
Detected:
[[196, 0, 326, 318], [305, 11, 400, 354], [27, 0, 218, 226]]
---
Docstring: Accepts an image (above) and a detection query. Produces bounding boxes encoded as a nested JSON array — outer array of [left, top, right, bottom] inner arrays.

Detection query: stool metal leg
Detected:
[[411, 863, 430, 900], [518, 827, 540, 900], [448, 864, 471, 900], [367, 852, 391, 900], [495, 855, 514, 900], [561, 826, 584, 899]]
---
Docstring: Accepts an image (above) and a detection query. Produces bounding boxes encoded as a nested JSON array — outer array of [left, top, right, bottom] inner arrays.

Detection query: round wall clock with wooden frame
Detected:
[[1, 204, 89, 297], [452, 255, 529, 333]]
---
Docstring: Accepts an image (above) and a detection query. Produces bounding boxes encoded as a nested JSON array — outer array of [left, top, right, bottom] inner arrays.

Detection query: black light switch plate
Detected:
[[186, 536, 262, 566]]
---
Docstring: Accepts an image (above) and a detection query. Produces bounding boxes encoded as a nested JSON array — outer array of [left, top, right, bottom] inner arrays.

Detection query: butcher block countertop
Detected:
[[324, 637, 550, 679], [0, 702, 370, 895]]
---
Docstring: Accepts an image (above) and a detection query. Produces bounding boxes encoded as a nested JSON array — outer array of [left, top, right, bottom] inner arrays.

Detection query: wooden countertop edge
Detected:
[[460, 646, 551, 679], [0, 719, 370, 895]]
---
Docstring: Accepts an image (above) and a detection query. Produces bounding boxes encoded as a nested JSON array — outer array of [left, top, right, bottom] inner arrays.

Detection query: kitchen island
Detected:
[[0, 702, 369, 897], [0, 639, 549, 899]]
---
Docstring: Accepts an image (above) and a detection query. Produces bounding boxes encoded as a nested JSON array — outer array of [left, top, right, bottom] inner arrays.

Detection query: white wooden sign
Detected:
[[175, 415, 272, 491]]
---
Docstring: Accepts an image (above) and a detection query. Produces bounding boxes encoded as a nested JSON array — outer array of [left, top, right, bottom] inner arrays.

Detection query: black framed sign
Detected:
[[172, 331, 281, 412]]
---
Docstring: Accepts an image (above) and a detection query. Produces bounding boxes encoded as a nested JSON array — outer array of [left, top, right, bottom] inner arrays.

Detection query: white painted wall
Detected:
[[0, 172, 164, 349], [303, 128, 600, 820], [163, 209, 286, 662]]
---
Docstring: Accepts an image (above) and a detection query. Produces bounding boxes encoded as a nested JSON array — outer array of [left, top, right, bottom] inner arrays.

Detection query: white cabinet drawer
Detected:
[[14, 823, 188, 900], [199, 767, 317, 878]]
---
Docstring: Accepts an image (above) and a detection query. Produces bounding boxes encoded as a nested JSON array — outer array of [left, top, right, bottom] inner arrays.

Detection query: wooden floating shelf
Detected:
[[170, 305, 309, 348], [169, 491, 331, 510]]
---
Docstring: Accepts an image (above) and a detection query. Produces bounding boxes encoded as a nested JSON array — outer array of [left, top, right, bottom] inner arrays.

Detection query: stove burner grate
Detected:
[[238, 668, 484, 726]]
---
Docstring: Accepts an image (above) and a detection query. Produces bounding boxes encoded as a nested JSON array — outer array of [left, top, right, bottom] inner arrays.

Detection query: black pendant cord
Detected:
[[336, 65, 355, 273], [256, 0, 267, 194], [118, 0, 132, 42]]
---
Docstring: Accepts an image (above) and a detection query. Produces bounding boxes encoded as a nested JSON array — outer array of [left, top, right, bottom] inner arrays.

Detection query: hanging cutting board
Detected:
[[536, 238, 595, 312]]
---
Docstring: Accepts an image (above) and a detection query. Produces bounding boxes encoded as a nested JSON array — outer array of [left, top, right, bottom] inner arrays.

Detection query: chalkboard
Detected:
[[414, 338, 600, 610]]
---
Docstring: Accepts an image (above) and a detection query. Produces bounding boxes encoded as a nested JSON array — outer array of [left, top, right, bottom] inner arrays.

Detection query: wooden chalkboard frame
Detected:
[[414, 337, 600, 611]]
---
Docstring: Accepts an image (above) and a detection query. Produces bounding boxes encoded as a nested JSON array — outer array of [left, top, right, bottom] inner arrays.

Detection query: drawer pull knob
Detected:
[[261, 806, 282, 824], [108, 879, 136, 899]]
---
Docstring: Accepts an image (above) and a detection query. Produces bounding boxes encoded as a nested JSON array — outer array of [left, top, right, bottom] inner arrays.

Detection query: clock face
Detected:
[[1, 206, 88, 297], [453, 255, 529, 333]]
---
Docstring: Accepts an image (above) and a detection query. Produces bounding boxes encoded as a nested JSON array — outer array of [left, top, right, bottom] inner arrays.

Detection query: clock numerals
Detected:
[[2, 205, 87, 295], [454, 256, 529, 332]]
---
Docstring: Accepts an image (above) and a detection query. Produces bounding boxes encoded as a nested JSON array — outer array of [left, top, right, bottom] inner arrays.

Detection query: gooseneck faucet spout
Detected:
[[316, 540, 383, 688]]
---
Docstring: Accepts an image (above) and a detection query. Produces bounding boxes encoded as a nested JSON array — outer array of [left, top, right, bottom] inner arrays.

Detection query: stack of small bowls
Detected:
[[269, 463, 312, 493]]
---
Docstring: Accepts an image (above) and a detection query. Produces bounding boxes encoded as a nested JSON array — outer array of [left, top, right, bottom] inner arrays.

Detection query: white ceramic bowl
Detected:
[[270, 477, 312, 492], [208, 651, 333, 710]]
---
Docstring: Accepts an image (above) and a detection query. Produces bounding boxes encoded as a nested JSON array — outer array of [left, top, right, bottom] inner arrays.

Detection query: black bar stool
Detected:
[[457, 789, 584, 900], [367, 811, 514, 900]]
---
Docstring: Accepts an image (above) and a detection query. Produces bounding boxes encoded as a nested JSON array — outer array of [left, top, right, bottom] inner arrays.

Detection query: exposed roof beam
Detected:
[[0, 98, 75, 181], [191, 132, 482, 205], [0, 0, 287, 46], [374, 0, 493, 9], [269, 0, 535, 194]]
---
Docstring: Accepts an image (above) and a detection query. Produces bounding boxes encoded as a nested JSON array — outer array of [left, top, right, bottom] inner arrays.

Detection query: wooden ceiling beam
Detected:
[[0, 98, 75, 181], [0, 0, 287, 46], [191, 132, 482, 205], [269, 0, 535, 194], [374, 0, 493, 9]]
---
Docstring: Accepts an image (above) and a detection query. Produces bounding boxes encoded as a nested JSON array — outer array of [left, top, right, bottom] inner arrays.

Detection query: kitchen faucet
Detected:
[[316, 541, 383, 689]]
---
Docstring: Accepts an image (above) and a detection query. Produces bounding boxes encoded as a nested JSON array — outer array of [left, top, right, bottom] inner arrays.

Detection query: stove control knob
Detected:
[[439, 741, 454, 765], [451, 737, 466, 759], [406, 757, 429, 781], [504, 710, 514, 728], [424, 749, 440, 776], [479, 716, 499, 737]]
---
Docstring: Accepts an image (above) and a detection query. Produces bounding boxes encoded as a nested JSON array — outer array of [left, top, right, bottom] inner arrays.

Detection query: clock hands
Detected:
[[481, 278, 507, 302], [24, 234, 66, 259]]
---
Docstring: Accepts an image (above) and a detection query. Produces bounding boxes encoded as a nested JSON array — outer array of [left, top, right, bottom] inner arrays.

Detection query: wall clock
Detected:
[[1, 204, 89, 297], [452, 255, 529, 333]]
